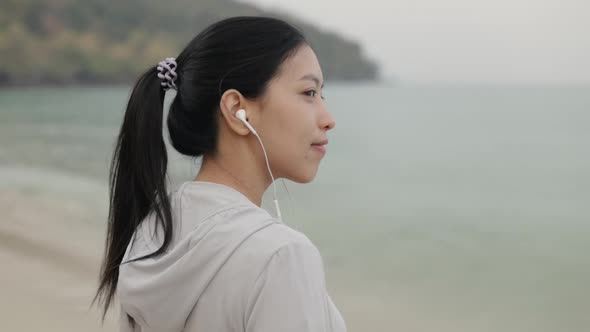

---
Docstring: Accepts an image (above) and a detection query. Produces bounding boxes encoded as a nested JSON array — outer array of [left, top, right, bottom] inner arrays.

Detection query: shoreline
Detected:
[[0, 188, 116, 331]]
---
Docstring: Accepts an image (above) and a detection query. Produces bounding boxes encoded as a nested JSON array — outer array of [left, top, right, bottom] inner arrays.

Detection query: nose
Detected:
[[321, 107, 336, 130]]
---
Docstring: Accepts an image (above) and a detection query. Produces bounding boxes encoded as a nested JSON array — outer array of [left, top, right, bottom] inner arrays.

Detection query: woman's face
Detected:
[[254, 44, 336, 183]]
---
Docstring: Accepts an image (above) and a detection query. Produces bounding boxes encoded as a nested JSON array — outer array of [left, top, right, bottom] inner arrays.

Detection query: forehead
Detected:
[[275, 44, 323, 83]]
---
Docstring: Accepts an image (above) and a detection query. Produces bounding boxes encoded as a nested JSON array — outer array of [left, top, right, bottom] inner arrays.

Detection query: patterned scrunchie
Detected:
[[156, 57, 178, 91]]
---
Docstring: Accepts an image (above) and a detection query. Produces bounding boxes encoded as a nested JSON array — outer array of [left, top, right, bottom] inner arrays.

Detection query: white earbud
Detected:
[[233, 108, 282, 222], [235, 109, 258, 135]]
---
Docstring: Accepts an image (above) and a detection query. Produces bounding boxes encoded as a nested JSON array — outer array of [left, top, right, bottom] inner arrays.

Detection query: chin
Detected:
[[285, 167, 319, 184]]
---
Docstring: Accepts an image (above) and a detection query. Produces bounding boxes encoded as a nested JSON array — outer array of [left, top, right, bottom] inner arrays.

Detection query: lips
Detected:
[[311, 139, 328, 155], [312, 139, 328, 146]]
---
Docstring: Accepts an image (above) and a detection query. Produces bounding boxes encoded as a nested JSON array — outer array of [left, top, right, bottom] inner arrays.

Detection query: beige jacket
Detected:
[[117, 181, 347, 332]]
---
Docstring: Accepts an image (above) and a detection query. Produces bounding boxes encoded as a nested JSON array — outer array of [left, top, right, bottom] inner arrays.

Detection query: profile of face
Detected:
[[251, 44, 336, 183]]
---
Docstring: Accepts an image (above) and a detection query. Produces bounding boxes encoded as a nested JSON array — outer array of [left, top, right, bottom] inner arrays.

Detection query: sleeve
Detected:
[[244, 241, 333, 332]]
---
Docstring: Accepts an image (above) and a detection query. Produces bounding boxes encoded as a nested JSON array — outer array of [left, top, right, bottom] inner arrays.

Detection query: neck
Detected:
[[194, 154, 270, 207]]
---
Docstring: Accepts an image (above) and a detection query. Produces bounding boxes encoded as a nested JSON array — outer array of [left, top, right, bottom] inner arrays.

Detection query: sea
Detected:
[[1, 83, 588, 331]]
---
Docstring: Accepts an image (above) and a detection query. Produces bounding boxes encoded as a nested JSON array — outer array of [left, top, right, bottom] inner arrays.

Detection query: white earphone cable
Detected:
[[235, 109, 284, 222], [251, 131, 282, 222]]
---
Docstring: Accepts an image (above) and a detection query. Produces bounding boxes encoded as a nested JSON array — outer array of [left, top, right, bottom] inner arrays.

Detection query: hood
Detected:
[[116, 181, 280, 331]]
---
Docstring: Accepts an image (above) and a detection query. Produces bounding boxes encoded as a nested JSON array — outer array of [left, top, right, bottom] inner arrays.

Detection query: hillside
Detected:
[[0, 0, 379, 85]]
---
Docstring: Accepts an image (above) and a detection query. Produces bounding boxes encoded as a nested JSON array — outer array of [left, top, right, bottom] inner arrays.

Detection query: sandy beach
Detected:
[[0, 189, 116, 331]]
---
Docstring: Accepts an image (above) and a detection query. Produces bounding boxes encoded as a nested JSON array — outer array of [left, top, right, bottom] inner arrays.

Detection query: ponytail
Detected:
[[94, 67, 174, 318], [93, 16, 309, 320]]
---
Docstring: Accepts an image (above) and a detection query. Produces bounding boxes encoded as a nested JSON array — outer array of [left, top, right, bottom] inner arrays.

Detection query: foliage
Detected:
[[0, 0, 379, 85]]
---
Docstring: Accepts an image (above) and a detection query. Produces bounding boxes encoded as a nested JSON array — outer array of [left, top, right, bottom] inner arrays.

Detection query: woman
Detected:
[[94, 16, 343, 331]]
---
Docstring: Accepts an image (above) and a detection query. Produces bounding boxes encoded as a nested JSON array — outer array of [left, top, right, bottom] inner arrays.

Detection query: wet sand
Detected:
[[0, 190, 116, 331]]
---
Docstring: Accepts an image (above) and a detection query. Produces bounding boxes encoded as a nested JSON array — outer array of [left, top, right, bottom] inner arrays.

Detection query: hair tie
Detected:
[[156, 57, 178, 91]]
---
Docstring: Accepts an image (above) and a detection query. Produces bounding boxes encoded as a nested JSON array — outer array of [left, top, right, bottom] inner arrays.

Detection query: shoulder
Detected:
[[240, 221, 321, 263], [240, 225, 332, 332], [239, 222, 327, 293], [224, 218, 325, 288]]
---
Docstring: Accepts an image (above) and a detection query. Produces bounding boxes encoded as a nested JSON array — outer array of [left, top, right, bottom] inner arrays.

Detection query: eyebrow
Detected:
[[299, 74, 324, 88]]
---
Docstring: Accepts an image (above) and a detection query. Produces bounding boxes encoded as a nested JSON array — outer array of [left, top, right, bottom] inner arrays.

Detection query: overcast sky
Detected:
[[240, 0, 590, 84]]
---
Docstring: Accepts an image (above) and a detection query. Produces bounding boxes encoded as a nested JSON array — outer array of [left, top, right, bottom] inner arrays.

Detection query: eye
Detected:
[[304, 89, 317, 97], [304, 90, 325, 100]]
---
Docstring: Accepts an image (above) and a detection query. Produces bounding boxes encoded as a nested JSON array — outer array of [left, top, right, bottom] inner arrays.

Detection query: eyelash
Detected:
[[304, 90, 325, 100]]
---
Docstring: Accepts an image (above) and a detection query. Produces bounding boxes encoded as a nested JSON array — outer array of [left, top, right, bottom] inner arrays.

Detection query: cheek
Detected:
[[263, 94, 315, 157], [268, 97, 305, 134]]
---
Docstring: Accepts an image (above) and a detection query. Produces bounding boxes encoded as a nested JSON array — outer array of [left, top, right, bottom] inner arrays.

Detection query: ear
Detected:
[[219, 89, 253, 136]]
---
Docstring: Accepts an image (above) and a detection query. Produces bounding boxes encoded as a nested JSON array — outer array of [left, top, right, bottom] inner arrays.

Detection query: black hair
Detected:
[[94, 16, 306, 318]]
